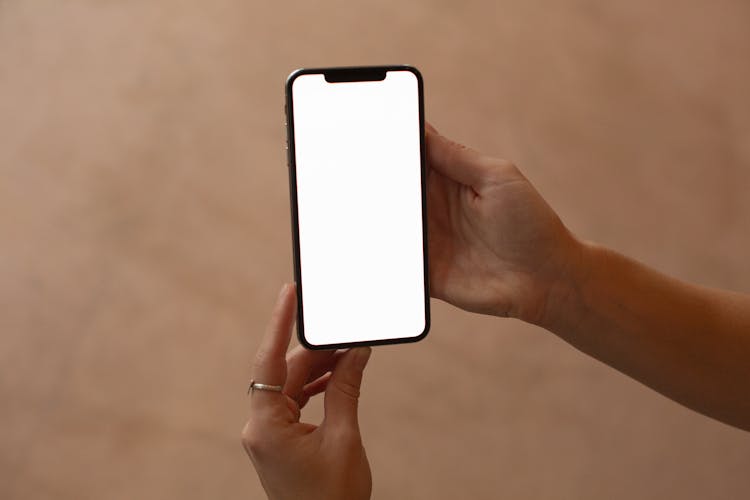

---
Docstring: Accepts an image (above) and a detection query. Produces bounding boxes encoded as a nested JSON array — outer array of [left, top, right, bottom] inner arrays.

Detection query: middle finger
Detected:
[[284, 346, 349, 401]]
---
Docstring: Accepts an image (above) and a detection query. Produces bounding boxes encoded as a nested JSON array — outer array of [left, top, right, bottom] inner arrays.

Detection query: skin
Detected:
[[424, 123, 750, 430], [242, 283, 372, 500], [243, 124, 750, 500]]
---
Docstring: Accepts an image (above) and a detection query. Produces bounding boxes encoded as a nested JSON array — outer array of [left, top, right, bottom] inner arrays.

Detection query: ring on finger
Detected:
[[247, 379, 284, 395]]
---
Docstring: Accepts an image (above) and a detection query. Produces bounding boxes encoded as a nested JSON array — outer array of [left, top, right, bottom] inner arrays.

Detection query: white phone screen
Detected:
[[290, 69, 428, 347]]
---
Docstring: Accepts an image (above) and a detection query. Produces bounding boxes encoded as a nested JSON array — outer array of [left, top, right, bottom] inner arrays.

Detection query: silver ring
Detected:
[[247, 379, 283, 395]]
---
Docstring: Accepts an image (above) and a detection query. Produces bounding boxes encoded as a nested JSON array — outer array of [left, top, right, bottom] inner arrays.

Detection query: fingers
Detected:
[[323, 347, 372, 431], [250, 283, 297, 411], [297, 371, 333, 409], [283, 345, 337, 401], [425, 122, 490, 188]]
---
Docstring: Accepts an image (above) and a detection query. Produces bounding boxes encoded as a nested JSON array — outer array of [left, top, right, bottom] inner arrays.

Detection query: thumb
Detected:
[[426, 123, 491, 188], [323, 347, 372, 431]]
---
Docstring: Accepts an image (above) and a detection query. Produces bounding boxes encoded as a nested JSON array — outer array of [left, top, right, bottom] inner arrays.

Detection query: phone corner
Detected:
[[421, 321, 432, 340], [410, 313, 431, 344], [285, 68, 307, 90], [398, 65, 423, 85], [296, 328, 323, 351]]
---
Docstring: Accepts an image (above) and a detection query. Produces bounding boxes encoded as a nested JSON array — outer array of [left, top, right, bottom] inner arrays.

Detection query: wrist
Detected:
[[526, 234, 600, 333]]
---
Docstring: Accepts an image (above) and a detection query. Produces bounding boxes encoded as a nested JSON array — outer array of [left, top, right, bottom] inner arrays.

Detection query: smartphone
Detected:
[[285, 65, 430, 350]]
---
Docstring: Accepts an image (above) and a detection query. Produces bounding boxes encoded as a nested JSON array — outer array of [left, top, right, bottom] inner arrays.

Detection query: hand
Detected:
[[426, 123, 582, 323], [242, 283, 373, 500]]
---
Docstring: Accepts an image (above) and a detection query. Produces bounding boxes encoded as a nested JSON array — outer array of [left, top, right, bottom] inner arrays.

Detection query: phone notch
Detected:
[[323, 67, 387, 83]]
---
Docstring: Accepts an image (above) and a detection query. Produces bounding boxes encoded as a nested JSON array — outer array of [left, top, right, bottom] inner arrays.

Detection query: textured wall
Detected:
[[1, 1, 749, 499]]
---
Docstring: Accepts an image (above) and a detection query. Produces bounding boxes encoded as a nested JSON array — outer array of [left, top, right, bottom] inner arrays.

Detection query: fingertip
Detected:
[[345, 348, 372, 379], [278, 282, 297, 310], [343, 347, 372, 371], [425, 129, 487, 187], [355, 346, 372, 366], [284, 281, 298, 295]]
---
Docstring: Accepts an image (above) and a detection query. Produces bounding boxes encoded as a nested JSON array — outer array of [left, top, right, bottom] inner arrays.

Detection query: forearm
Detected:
[[537, 240, 750, 431]]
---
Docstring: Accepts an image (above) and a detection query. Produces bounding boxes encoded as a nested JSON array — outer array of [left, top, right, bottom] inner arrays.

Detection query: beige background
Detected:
[[2, 1, 750, 499]]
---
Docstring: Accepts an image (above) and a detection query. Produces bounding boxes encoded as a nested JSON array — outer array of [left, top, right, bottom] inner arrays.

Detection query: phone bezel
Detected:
[[285, 65, 431, 350]]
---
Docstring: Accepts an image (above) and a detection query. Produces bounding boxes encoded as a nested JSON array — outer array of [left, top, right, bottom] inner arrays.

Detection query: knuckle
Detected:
[[333, 379, 361, 400], [446, 139, 473, 161], [241, 422, 268, 456], [482, 156, 514, 173], [496, 158, 520, 175], [484, 159, 524, 186]]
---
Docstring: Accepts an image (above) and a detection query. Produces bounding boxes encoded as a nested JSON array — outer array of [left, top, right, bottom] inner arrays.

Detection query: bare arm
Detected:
[[540, 242, 750, 430], [426, 123, 750, 431]]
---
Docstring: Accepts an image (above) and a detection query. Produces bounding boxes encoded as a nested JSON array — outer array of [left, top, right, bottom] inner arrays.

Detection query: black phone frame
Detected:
[[285, 65, 431, 350]]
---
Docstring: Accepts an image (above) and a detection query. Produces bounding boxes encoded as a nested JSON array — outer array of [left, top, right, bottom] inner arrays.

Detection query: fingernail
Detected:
[[278, 283, 288, 298]]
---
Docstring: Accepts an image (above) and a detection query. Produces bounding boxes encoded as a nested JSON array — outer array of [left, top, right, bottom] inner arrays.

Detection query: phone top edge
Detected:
[[286, 65, 422, 87]]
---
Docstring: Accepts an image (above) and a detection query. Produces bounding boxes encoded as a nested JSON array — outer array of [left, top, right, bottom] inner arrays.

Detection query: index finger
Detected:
[[250, 283, 297, 407]]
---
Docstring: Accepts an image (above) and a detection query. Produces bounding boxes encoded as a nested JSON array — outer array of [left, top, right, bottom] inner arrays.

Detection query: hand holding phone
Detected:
[[242, 283, 372, 500]]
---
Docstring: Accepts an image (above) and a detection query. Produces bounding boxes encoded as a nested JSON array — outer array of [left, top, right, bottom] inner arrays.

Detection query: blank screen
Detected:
[[290, 69, 427, 347]]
